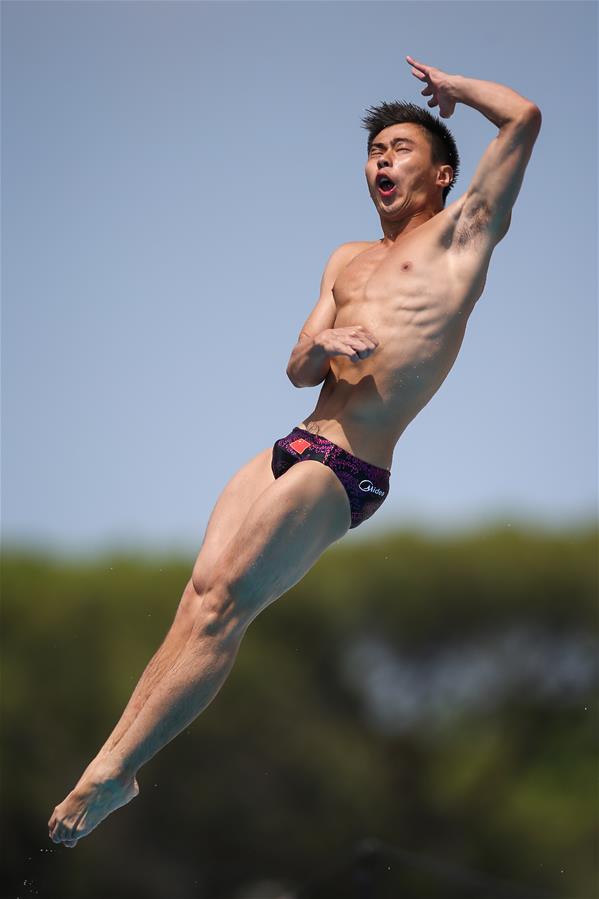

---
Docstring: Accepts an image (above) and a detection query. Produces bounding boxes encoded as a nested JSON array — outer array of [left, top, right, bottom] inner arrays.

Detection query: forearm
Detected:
[[286, 336, 330, 387], [452, 74, 538, 128]]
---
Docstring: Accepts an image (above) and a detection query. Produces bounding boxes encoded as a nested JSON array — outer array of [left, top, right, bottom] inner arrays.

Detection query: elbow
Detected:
[[522, 103, 542, 129]]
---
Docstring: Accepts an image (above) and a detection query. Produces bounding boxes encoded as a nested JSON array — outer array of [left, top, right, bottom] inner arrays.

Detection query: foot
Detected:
[[48, 759, 139, 847]]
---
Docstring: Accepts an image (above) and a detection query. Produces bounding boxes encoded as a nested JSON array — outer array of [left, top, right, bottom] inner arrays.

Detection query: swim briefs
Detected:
[[271, 426, 391, 529]]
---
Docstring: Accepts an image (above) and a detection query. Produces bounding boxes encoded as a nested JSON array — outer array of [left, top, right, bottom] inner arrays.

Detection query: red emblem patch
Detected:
[[289, 437, 311, 455]]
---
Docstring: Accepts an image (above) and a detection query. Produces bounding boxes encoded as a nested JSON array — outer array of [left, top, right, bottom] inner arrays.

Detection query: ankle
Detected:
[[82, 752, 135, 786]]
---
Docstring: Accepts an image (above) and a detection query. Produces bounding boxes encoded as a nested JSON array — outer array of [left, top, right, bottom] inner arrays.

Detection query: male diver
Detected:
[[49, 56, 541, 846]]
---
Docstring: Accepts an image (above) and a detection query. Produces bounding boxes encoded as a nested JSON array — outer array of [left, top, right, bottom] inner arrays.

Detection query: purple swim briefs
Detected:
[[271, 426, 391, 529]]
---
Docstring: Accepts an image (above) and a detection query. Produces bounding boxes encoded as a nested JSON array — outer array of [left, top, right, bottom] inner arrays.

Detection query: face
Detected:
[[364, 122, 448, 214]]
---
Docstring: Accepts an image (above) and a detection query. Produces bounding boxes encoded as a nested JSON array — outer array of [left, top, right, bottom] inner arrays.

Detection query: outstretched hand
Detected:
[[406, 55, 458, 119]]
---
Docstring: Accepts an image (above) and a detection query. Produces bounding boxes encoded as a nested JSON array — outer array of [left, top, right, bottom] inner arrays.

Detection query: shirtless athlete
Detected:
[[49, 56, 541, 846]]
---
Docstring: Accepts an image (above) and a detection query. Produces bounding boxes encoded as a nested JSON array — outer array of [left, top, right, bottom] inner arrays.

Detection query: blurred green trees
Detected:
[[1, 524, 597, 898]]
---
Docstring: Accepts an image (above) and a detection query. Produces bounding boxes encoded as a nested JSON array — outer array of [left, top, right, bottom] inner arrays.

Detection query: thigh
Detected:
[[205, 459, 352, 628], [192, 445, 275, 595]]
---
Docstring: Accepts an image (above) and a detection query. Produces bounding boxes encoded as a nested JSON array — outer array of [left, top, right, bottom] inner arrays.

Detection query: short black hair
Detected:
[[361, 100, 460, 206]]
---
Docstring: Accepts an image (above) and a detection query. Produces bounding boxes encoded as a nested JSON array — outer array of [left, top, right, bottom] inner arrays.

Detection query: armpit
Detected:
[[453, 195, 493, 251]]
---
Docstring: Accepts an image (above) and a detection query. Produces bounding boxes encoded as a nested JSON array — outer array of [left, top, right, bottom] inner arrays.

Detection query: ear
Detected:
[[433, 162, 453, 194]]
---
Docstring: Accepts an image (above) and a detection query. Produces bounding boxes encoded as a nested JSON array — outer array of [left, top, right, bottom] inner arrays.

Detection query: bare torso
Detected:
[[298, 195, 494, 469]]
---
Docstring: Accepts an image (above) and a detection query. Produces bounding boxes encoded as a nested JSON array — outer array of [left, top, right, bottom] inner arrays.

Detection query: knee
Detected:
[[191, 555, 227, 600], [187, 573, 245, 640], [179, 576, 201, 614], [172, 578, 204, 636], [191, 562, 209, 598]]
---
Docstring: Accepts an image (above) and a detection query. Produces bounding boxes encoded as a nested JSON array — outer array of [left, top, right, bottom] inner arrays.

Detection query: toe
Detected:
[[54, 820, 70, 844]]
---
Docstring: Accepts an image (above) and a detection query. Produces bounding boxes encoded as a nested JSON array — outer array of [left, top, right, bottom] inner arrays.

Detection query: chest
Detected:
[[332, 236, 487, 318], [332, 239, 447, 312]]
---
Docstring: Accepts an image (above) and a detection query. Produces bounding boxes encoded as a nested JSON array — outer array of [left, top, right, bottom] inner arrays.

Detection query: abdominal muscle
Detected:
[[298, 307, 470, 470], [298, 372, 426, 471], [296, 218, 481, 470]]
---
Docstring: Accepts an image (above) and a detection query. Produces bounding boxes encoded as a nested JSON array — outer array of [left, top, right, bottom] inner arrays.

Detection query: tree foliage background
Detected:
[[1, 524, 597, 899]]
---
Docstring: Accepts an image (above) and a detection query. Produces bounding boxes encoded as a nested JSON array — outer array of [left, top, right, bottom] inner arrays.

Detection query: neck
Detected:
[[379, 203, 442, 246]]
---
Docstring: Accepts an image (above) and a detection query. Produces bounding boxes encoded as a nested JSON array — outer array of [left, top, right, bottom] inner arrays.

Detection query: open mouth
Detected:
[[377, 177, 396, 196]]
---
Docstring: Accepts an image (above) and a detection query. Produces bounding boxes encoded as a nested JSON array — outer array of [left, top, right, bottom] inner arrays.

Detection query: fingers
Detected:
[[329, 326, 378, 361], [351, 335, 378, 351], [406, 54, 424, 69], [406, 55, 428, 77], [347, 337, 377, 361], [406, 56, 453, 117], [350, 326, 377, 342], [344, 326, 377, 345]]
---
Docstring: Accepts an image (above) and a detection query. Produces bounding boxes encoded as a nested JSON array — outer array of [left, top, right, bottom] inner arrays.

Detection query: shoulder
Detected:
[[322, 240, 377, 276], [334, 239, 380, 262], [335, 239, 379, 255], [436, 193, 468, 235]]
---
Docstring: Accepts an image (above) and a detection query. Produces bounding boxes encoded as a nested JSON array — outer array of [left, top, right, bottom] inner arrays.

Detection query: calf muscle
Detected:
[[93, 579, 199, 762], [89, 456, 350, 779]]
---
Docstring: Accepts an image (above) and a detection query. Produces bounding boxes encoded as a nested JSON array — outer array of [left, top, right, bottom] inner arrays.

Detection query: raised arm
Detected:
[[452, 76, 541, 247], [407, 57, 542, 249]]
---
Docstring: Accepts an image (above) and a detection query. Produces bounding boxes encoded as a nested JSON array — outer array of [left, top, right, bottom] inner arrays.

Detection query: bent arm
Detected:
[[453, 77, 541, 248], [287, 334, 330, 388], [286, 242, 367, 388], [452, 73, 539, 129]]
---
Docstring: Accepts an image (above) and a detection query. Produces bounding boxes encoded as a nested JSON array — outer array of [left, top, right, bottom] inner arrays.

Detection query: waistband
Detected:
[[290, 427, 391, 476]]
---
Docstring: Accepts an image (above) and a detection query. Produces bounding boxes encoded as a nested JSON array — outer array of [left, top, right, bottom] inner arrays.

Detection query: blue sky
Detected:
[[2, 1, 597, 558]]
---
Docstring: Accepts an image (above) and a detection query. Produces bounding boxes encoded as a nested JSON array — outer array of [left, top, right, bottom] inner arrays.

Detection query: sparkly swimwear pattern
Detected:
[[271, 426, 391, 529]]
